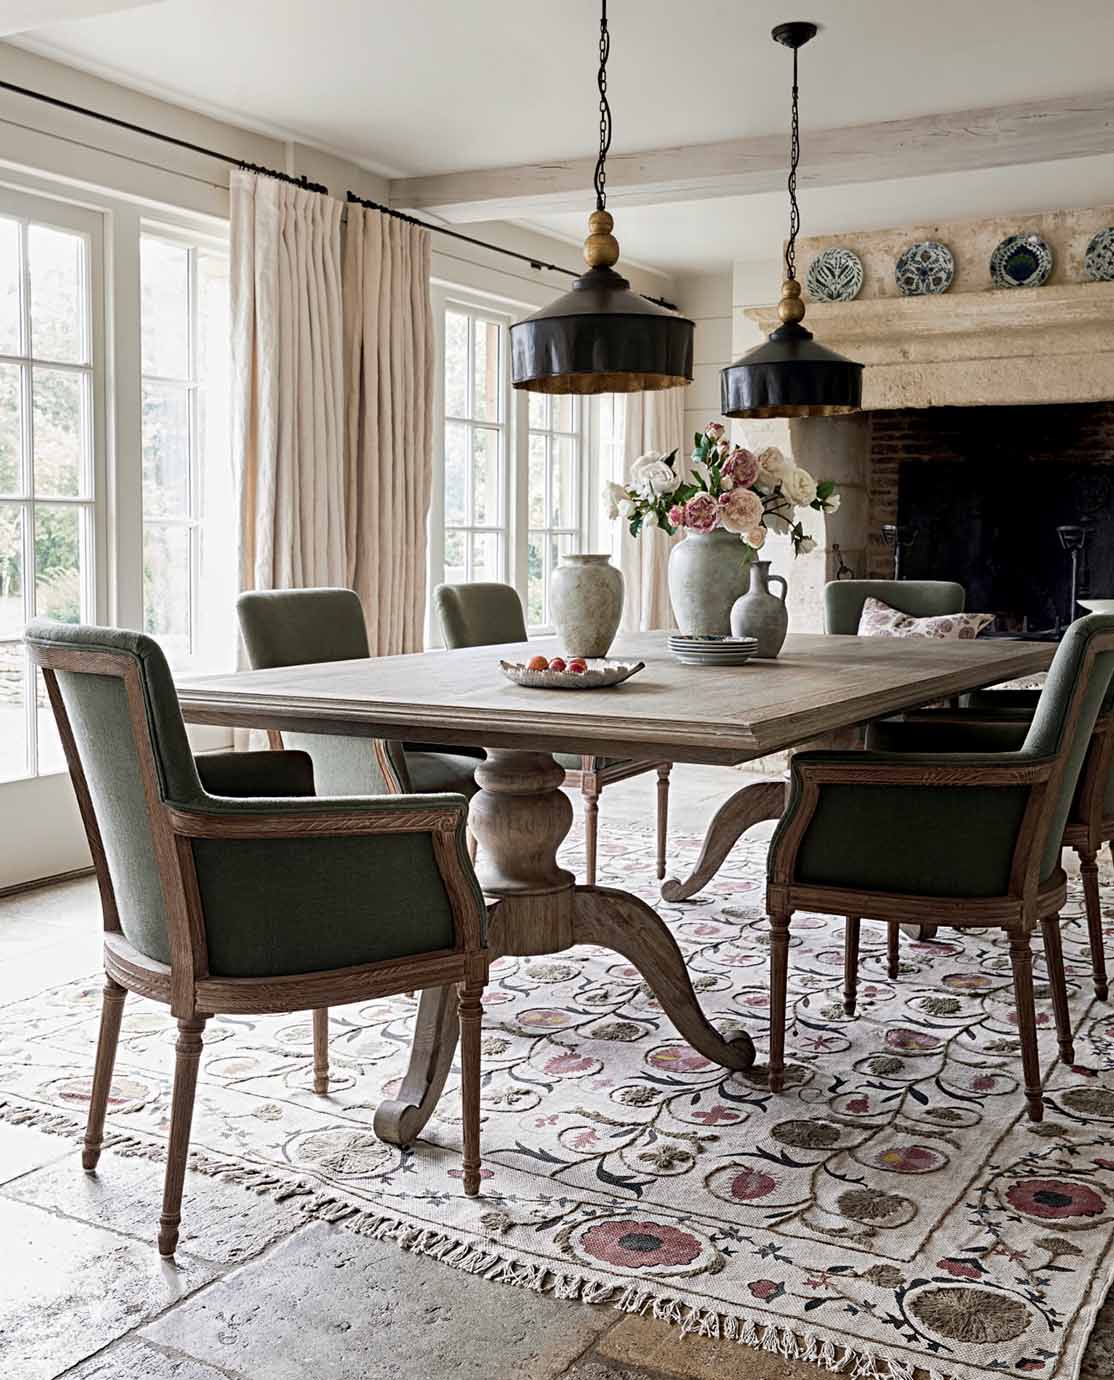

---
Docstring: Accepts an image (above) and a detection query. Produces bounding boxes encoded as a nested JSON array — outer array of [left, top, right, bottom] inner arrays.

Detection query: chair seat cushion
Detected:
[[405, 751, 482, 796]]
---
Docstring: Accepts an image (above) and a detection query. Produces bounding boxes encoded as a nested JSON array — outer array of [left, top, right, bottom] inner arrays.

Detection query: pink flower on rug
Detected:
[[684, 492, 720, 532], [647, 1044, 713, 1073], [748, 1278, 785, 1301], [874, 1144, 946, 1174], [543, 1052, 595, 1075], [723, 446, 759, 487], [693, 1105, 742, 1126], [1006, 1179, 1106, 1220], [580, 1219, 702, 1269], [938, 1257, 983, 1280], [728, 1167, 777, 1199]]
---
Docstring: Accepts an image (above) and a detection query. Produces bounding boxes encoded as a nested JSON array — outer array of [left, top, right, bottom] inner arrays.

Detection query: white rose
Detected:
[[745, 525, 767, 550], [617, 498, 635, 518], [823, 491, 841, 513], [782, 467, 818, 507], [797, 535, 817, 555], [756, 446, 792, 486], [643, 510, 659, 528], [603, 480, 628, 520], [630, 451, 677, 497]]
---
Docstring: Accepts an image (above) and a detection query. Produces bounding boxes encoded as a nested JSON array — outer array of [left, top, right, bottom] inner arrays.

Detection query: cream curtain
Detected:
[[231, 169, 346, 595], [343, 206, 434, 656], [615, 388, 686, 631]]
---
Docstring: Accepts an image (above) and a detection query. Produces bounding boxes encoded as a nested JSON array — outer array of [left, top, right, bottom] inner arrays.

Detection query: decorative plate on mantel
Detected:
[[989, 233, 1053, 289], [1084, 228, 1114, 282], [805, 247, 863, 302], [895, 240, 954, 296]]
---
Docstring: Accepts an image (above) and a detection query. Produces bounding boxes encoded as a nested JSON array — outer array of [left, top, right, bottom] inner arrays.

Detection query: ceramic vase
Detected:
[[550, 553, 624, 657], [730, 559, 788, 658], [667, 529, 750, 636]]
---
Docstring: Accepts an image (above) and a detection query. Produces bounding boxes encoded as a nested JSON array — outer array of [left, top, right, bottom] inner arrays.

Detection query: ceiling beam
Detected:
[[0, 1, 156, 36], [390, 90, 1114, 223]]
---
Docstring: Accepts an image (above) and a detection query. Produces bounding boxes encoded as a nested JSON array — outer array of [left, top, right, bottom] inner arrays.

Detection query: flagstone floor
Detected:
[[2, 764, 1113, 1380]]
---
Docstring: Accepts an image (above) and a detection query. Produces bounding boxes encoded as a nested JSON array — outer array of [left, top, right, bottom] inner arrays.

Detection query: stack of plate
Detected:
[[668, 634, 759, 667]]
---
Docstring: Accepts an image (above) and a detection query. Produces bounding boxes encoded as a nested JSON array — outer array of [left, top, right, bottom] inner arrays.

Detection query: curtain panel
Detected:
[[616, 388, 686, 631], [230, 170, 346, 594], [343, 206, 434, 656]]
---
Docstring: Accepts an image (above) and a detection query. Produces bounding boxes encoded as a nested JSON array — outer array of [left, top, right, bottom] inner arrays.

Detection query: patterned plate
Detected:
[[990, 233, 1053, 289], [895, 240, 954, 296], [499, 658, 644, 690], [805, 247, 863, 302], [1085, 227, 1114, 282]]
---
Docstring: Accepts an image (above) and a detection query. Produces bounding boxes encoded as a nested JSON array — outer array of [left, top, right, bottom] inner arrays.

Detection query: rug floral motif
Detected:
[[2, 824, 1114, 1380]]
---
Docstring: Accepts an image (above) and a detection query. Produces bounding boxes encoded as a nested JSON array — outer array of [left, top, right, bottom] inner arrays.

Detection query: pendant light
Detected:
[[510, 0, 693, 395], [720, 22, 862, 419]]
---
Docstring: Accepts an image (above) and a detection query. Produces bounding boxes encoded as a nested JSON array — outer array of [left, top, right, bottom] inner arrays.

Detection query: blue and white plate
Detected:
[[895, 240, 954, 296], [1084, 228, 1114, 282], [805, 247, 863, 302], [989, 233, 1053, 289]]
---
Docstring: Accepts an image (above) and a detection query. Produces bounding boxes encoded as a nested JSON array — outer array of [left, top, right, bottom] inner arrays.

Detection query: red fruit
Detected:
[[526, 655, 550, 671], [548, 657, 567, 672], [567, 658, 588, 673]]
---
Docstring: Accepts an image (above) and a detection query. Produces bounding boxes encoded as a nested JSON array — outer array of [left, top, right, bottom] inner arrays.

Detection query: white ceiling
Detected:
[[14, 0, 1114, 273]]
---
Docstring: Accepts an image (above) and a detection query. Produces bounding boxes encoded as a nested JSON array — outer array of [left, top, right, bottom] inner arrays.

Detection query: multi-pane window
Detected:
[[442, 306, 506, 587], [0, 210, 97, 782], [140, 231, 232, 669], [527, 393, 580, 626]]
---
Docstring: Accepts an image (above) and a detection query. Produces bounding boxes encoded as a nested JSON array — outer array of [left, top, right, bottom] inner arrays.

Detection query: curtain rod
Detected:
[[0, 76, 679, 312]]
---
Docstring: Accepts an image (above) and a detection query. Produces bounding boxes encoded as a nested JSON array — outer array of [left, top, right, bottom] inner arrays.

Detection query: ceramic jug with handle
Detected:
[[730, 559, 788, 658]]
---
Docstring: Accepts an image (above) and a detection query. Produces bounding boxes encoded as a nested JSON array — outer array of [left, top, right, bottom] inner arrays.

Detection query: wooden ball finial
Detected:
[[584, 209, 620, 270], [778, 277, 806, 325]]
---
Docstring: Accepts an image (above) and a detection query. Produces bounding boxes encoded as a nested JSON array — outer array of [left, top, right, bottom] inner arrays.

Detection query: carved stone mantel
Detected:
[[745, 281, 1114, 410]]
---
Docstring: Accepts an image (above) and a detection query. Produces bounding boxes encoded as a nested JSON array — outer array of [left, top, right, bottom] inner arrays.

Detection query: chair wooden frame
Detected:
[[561, 756, 672, 885], [766, 628, 1114, 1122], [31, 640, 488, 1257]]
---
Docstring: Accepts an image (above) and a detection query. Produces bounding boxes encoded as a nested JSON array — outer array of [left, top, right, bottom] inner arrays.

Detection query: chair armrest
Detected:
[[866, 716, 1030, 755], [166, 790, 471, 839], [195, 750, 315, 798]]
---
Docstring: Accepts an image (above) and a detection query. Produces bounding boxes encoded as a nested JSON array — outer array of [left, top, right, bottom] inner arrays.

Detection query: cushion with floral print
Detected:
[[857, 597, 994, 640]]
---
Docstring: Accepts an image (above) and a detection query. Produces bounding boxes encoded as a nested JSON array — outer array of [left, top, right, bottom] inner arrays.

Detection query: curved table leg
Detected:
[[373, 985, 459, 1147], [574, 885, 755, 1070], [661, 778, 786, 902]]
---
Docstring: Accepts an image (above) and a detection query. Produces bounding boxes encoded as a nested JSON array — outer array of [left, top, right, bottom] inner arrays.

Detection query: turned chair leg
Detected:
[[843, 917, 861, 1016], [83, 977, 127, 1172], [458, 979, 484, 1196], [1041, 915, 1075, 1066], [886, 921, 900, 979], [1007, 930, 1044, 1122], [655, 764, 671, 881], [768, 911, 792, 1093], [1080, 848, 1109, 1001], [312, 1007, 330, 1095], [583, 784, 600, 887], [159, 1016, 207, 1257]]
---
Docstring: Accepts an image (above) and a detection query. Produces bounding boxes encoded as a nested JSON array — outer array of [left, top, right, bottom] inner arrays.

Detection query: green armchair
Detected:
[[433, 581, 672, 884], [27, 619, 488, 1256], [766, 612, 1114, 1121], [823, 579, 966, 634]]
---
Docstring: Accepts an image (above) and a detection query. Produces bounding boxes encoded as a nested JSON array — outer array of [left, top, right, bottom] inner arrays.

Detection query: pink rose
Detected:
[[746, 526, 767, 550], [704, 422, 725, 440], [667, 503, 686, 527], [723, 447, 759, 487], [719, 487, 764, 534], [684, 492, 721, 532]]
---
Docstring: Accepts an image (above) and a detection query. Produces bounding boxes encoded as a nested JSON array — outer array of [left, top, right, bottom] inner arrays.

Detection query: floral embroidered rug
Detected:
[[2, 823, 1114, 1380]]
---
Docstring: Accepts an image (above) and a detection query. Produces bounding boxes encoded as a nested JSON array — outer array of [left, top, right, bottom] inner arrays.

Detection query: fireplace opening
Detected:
[[867, 403, 1114, 634]]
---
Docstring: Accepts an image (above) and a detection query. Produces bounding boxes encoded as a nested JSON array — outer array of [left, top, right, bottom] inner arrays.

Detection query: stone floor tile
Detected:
[[142, 1221, 615, 1380], [0, 1118, 72, 1187], [596, 1313, 833, 1380], [65, 1337, 235, 1379], [562, 1361, 667, 1380], [5, 1152, 314, 1265], [1081, 1291, 1114, 1379], [0, 1198, 216, 1380]]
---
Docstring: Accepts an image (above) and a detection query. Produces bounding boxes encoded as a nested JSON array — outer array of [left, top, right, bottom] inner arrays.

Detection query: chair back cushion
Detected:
[[24, 621, 204, 965], [857, 597, 993, 641], [1023, 613, 1114, 878], [237, 588, 369, 669], [824, 580, 966, 635], [434, 582, 527, 648]]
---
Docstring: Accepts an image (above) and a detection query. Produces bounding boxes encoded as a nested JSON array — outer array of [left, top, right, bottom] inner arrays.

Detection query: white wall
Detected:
[[675, 270, 732, 452]]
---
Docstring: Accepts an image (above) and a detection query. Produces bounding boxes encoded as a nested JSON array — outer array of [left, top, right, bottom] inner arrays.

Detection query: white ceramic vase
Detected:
[[550, 553, 624, 657], [667, 530, 750, 636]]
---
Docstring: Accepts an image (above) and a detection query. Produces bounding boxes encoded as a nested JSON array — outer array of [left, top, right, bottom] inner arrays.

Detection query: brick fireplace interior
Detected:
[[865, 404, 1114, 634]]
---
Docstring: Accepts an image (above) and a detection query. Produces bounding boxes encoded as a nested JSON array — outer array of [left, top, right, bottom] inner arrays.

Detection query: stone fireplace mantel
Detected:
[[745, 280, 1114, 410]]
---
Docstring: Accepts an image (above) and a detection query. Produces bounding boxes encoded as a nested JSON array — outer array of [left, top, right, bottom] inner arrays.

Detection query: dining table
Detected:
[[176, 629, 1055, 1146]]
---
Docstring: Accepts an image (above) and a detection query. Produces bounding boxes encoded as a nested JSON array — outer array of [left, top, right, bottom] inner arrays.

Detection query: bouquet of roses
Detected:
[[604, 421, 839, 557]]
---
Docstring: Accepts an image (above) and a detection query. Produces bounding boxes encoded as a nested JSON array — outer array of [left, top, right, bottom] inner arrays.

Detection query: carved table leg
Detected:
[[374, 748, 752, 1147], [660, 778, 787, 902]]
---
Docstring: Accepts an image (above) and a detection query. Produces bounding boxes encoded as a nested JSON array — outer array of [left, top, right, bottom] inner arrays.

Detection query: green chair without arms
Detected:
[[765, 612, 1114, 1122], [823, 579, 967, 635], [433, 581, 673, 885], [27, 619, 488, 1256]]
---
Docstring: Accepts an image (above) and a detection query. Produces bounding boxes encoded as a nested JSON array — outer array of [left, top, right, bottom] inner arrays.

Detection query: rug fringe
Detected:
[[0, 1095, 955, 1380]]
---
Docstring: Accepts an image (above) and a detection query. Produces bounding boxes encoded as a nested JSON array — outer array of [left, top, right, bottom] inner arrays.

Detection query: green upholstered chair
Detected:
[[766, 612, 1114, 1121], [433, 581, 672, 885], [823, 579, 966, 634], [236, 588, 483, 798], [27, 619, 488, 1256]]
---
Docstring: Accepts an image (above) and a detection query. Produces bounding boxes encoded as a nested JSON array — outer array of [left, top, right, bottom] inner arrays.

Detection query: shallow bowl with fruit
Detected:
[[498, 655, 645, 690]]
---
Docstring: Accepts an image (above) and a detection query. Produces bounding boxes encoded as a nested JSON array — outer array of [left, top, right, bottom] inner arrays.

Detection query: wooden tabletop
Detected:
[[176, 632, 1056, 766]]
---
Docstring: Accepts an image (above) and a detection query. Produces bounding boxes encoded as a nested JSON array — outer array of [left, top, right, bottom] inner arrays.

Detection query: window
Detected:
[[432, 291, 590, 635], [140, 230, 233, 670], [0, 202, 100, 783]]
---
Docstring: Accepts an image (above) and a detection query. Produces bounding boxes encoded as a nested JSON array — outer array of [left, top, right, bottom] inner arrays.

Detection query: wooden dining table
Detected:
[[176, 630, 1054, 1145]]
